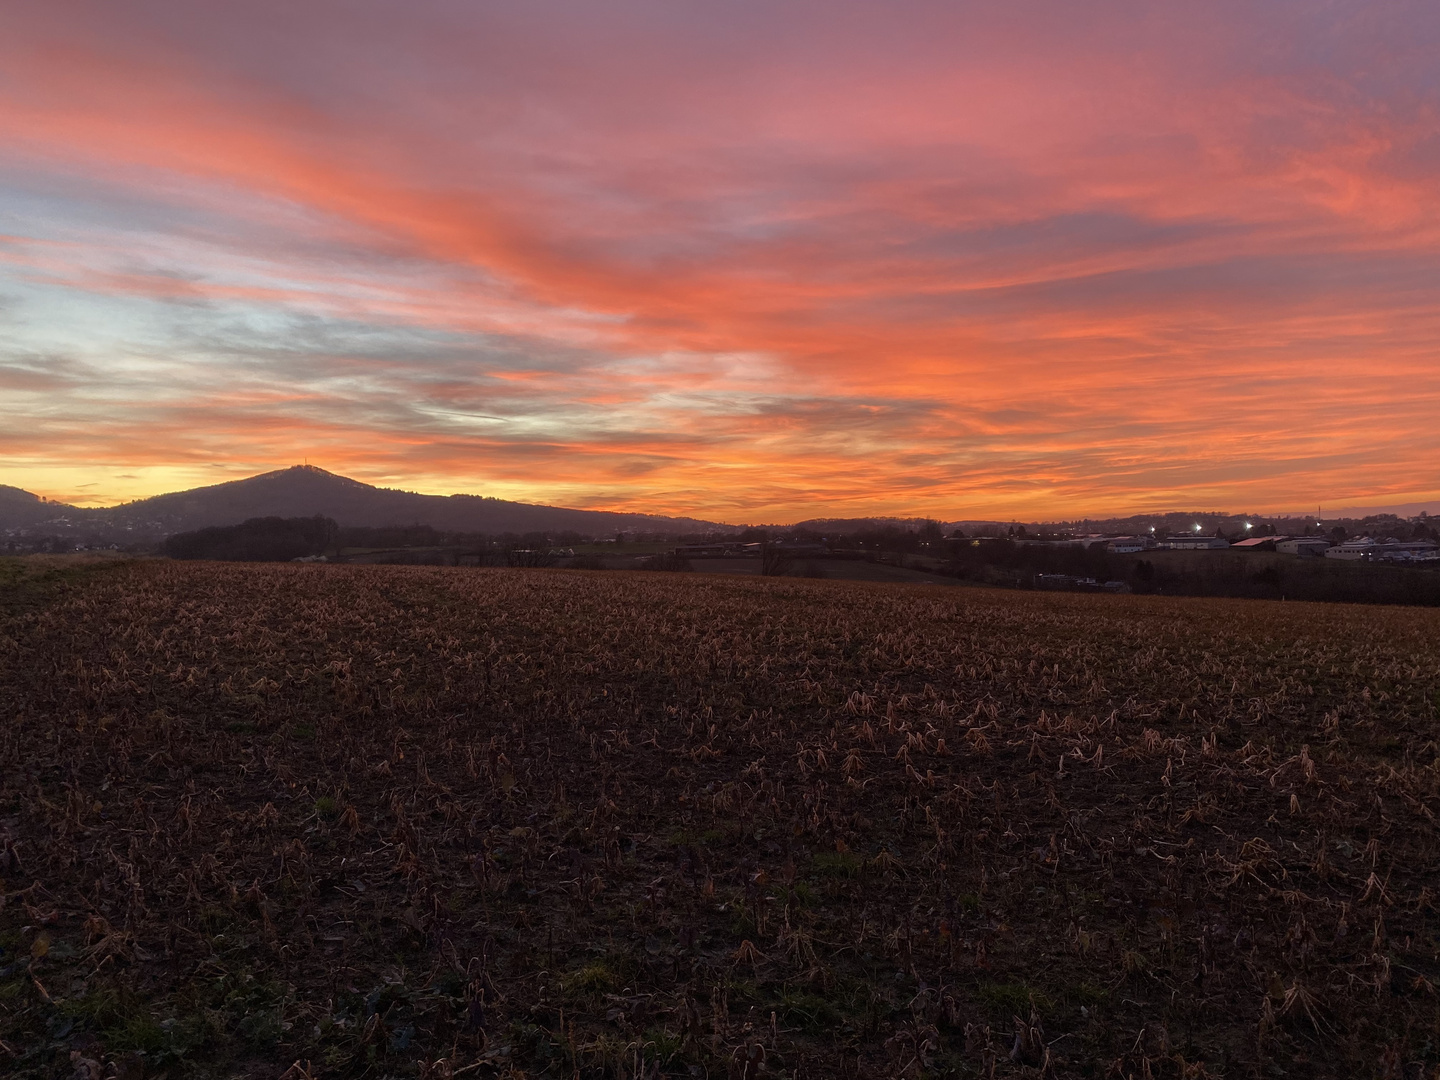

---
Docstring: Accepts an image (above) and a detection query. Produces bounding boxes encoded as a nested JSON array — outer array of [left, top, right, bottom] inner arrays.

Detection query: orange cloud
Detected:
[[2, 2, 1439, 518]]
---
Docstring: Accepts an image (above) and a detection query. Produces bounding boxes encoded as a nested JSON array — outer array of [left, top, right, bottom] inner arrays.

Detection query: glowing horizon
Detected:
[[4, 2, 1439, 521]]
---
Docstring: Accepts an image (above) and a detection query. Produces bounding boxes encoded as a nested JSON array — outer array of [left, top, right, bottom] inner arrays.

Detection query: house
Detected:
[[1230, 536, 1283, 551], [1324, 538, 1376, 560], [674, 543, 733, 558], [1161, 535, 1230, 550]]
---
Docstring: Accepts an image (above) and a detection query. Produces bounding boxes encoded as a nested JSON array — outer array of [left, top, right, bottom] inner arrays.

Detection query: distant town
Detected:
[[977, 521, 1438, 563], [675, 517, 1439, 564], [4, 467, 1438, 605]]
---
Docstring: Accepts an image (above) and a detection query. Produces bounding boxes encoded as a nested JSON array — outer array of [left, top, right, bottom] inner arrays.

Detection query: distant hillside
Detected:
[[791, 516, 1022, 536], [0, 485, 62, 529], [0, 466, 735, 543], [789, 516, 940, 531]]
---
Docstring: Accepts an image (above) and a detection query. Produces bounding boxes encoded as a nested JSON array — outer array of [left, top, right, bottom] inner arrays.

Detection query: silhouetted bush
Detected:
[[336, 524, 445, 549], [162, 516, 337, 562]]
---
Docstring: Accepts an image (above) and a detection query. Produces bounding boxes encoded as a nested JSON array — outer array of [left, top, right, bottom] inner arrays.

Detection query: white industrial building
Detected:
[[1276, 538, 1331, 557], [1324, 539, 1376, 560]]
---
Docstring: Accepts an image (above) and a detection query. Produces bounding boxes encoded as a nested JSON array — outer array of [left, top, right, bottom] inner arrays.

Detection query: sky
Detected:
[[2, 1, 1439, 521]]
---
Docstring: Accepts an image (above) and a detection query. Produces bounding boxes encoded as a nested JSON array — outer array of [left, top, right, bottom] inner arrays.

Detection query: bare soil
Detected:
[[2, 559, 1439, 1078]]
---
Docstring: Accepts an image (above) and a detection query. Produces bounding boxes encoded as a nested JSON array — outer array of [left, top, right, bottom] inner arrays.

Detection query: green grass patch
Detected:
[[642, 1027, 684, 1065], [561, 962, 618, 998]]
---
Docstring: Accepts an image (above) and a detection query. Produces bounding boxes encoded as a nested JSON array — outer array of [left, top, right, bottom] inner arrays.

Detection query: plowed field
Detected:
[[2, 560, 1439, 1078]]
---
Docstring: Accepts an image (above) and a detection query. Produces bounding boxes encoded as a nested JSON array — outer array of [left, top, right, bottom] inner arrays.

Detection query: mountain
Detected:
[[0, 466, 736, 543]]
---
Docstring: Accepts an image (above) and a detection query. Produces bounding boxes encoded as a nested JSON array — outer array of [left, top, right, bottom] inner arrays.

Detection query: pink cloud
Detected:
[[2, 2, 1439, 517]]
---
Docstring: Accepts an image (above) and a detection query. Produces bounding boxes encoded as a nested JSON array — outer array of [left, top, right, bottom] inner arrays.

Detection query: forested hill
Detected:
[[0, 466, 734, 543]]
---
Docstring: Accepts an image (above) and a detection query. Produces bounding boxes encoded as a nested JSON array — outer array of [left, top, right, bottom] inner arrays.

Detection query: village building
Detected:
[[1276, 538, 1331, 556], [1161, 535, 1230, 550], [1324, 538, 1377, 560]]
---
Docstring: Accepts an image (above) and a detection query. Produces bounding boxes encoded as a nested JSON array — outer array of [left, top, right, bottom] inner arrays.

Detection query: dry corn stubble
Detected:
[[1, 558, 1439, 1077]]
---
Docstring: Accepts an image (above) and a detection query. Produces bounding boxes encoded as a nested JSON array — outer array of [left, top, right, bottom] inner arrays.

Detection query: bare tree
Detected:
[[761, 542, 794, 577]]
